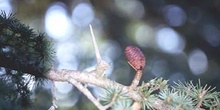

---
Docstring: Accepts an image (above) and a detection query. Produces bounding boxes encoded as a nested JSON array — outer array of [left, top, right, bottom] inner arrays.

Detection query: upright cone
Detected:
[[125, 45, 146, 71]]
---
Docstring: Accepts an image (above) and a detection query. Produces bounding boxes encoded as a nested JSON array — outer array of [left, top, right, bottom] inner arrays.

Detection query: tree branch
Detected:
[[69, 79, 106, 110], [45, 69, 142, 102], [48, 69, 201, 110]]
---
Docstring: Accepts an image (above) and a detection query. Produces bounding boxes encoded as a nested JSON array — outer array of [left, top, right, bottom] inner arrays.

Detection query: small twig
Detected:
[[138, 82, 159, 92], [89, 24, 102, 63], [69, 79, 106, 110], [132, 102, 142, 110], [48, 80, 58, 110], [52, 81, 58, 108], [103, 93, 118, 109], [196, 85, 209, 108], [48, 106, 56, 110], [196, 90, 207, 108], [89, 24, 109, 76], [185, 86, 192, 97], [130, 70, 143, 88]]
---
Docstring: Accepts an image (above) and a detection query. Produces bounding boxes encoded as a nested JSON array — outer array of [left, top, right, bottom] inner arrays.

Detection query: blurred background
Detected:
[[1, 0, 220, 109]]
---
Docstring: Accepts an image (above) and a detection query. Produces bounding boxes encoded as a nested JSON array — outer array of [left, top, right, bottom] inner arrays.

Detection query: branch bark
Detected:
[[45, 69, 142, 102]]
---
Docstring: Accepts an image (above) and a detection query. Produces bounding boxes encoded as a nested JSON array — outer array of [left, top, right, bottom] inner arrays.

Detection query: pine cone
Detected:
[[125, 45, 146, 71]]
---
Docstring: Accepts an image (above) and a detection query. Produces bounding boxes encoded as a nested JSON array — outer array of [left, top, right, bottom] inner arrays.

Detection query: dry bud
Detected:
[[125, 45, 146, 71]]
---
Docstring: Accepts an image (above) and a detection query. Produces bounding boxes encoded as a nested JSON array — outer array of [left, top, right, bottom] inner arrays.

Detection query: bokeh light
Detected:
[[91, 86, 103, 98], [151, 58, 169, 77], [56, 96, 79, 108], [169, 72, 185, 85], [55, 82, 73, 94], [188, 7, 202, 24], [55, 81, 78, 108], [72, 3, 94, 27], [156, 27, 185, 54], [134, 24, 154, 47], [56, 42, 79, 70], [0, 67, 5, 75], [45, 2, 72, 41], [101, 40, 122, 77], [102, 40, 122, 61], [114, 0, 145, 19], [0, 0, 12, 14], [202, 24, 220, 47], [163, 5, 186, 27], [188, 49, 208, 75]]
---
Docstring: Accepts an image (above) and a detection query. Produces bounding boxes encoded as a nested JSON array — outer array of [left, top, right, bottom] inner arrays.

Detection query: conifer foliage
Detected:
[[0, 12, 53, 78], [0, 12, 53, 108]]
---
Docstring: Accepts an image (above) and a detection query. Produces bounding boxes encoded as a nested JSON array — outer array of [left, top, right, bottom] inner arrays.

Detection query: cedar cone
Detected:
[[125, 45, 146, 71]]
